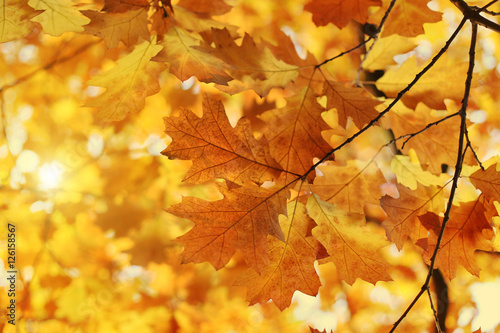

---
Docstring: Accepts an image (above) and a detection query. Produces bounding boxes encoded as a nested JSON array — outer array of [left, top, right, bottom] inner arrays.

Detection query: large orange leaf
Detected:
[[82, 8, 150, 49], [380, 0, 442, 37], [418, 199, 495, 278], [381, 183, 444, 250], [234, 201, 326, 310], [312, 161, 386, 214], [308, 195, 392, 285], [86, 37, 167, 121], [259, 88, 332, 180], [168, 181, 288, 272], [304, 0, 381, 29], [323, 81, 381, 129], [102, 0, 149, 13], [469, 163, 500, 202], [163, 96, 283, 185], [177, 0, 232, 15]]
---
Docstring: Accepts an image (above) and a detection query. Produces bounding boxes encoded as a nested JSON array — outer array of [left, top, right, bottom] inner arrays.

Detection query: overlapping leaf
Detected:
[[163, 96, 283, 185], [312, 161, 386, 214], [380, 0, 442, 37], [308, 195, 392, 285], [381, 183, 444, 250], [469, 163, 500, 202], [323, 81, 381, 129], [0, 0, 39, 42], [86, 37, 167, 121], [260, 88, 332, 180], [82, 8, 150, 48], [168, 181, 288, 272], [28, 0, 90, 36], [418, 199, 495, 278], [234, 201, 327, 310]]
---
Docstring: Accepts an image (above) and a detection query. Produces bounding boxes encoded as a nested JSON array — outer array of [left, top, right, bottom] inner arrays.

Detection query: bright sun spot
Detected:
[[38, 162, 64, 190]]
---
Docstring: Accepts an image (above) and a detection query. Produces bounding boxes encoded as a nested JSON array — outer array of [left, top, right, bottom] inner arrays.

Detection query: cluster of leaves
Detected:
[[2, 0, 500, 332]]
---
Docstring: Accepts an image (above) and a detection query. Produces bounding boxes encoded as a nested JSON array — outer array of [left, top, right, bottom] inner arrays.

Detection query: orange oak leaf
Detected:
[[469, 163, 500, 202], [154, 27, 232, 85], [86, 37, 167, 121], [323, 81, 381, 129], [168, 181, 288, 272], [308, 195, 392, 285], [304, 0, 382, 29], [208, 28, 299, 96], [381, 183, 444, 250], [383, 104, 462, 174], [163, 96, 283, 185], [259, 88, 332, 180], [380, 0, 442, 37], [234, 201, 327, 310], [82, 8, 150, 49], [177, 0, 232, 15], [418, 199, 495, 278], [312, 161, 386, 214]]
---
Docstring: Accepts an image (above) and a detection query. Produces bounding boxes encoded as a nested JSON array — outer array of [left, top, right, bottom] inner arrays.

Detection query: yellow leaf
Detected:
[[86, 37, 167, 121], [363, 35, 416, 71], [28, 0, 90, 36], [0, 0, 39, 42], [391, 154, 448, 190]]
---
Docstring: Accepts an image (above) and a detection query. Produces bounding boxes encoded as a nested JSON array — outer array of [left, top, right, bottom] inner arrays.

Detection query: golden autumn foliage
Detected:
[[1, 0, 500, 332]]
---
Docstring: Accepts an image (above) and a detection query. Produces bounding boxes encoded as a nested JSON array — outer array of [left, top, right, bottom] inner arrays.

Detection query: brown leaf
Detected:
[[469, 163, 500, 202], [168, 181, 288, 272], [260, 88, 332, 180], [177, 0, 232, 15], [102, 0, 150, 13], [418, 199, 495, 278], [163, 95, 283, 185]]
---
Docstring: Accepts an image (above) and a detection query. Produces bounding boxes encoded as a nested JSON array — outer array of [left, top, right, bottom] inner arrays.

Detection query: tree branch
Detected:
[[450, 0, 500, 33], [390, 22, 478, 332]]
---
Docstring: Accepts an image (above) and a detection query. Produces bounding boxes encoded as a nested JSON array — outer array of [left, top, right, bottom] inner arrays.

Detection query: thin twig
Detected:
[[401, 111, 460, 149], [426, 286, 443, 333], [390, 22, 478, 332], [305, 16, 468, 179], [465, 128, 484, 169]]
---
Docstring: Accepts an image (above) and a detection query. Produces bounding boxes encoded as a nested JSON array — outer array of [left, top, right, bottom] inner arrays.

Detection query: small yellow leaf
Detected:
[[391, 155, 448, 190]]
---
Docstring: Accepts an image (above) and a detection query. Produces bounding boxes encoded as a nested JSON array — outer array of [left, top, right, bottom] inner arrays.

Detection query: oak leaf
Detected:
[[304, 0, 382, 29], [391, 155, 448, 190], [469, 163, 500, 202], [381, 183, 444, 250], [380, 0, 442, 37], [308, 195, 391, 285], [102, 0, 149, 13], [86, 37, 167, 121], [168, 181, 288, 272], [259, 88, 332, 179], [384, 104, 461, 174], [323, 81, 381, 129], [362, 35, 416, 71], [154, 28, 232, 85], [28, 0, 90, 36], [0, 0, 39, 42], [163, 96, 283, 185], [177, 0, 232, 15], [208, 28, 299, 96], [234, 201, 326, 310], [418, 199, 495, 278], [312, 161, 386, 214], [82, 8, 150, 49]]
